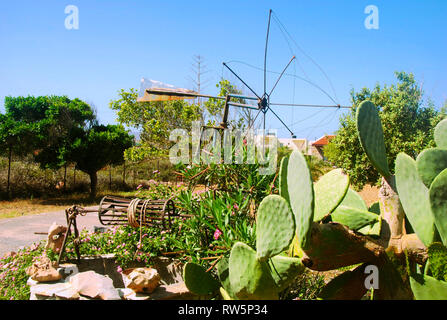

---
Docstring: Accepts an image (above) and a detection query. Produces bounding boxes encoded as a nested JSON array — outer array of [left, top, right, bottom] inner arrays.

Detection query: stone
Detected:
[[2, 251, 16, 258], [94, 226, 107, 233], [26, 255, 62, 282], [27, 277, 39, 287], [69, 271, 121, 300], [46, 222, 67, 253], [118, 288, 150, 300], [122, 267, 161, 293], [150, 282, 194, 300], [57, 263, 79, 279], [30, 282, 74, 299]]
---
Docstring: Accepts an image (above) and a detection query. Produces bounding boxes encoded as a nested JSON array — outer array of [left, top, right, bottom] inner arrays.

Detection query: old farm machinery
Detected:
[[56, 195, 190, 263]]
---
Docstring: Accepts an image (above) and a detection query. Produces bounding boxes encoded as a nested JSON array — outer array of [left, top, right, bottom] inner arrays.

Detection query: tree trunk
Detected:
[[89, 171, 98, 199], [7, 147, 12, 198], [378, 176, 406, 250]]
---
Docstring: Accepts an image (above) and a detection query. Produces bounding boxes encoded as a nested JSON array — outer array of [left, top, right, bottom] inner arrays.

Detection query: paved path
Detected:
[[0, 206, 105, 257]]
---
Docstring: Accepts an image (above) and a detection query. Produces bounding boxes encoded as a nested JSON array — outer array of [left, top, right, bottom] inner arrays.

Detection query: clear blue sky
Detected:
[[1, 0, 446, 139]]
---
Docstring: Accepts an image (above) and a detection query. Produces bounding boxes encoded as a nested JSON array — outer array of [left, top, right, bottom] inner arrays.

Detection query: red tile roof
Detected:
[[312, 135, 335, 147]]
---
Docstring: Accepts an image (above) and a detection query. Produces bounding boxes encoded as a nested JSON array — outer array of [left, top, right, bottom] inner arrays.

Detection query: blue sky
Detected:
[[0, 0, 446, 139]]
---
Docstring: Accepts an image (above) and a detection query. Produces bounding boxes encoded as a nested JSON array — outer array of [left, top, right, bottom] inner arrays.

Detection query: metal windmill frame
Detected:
[[139, 9, 351, 138]]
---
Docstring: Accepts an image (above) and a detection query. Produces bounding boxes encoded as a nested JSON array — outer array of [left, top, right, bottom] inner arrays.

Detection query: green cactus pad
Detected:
[[216, 257, 236, 298], [268, 255, 305, 291], [434, 118, 447, 149], [429, 168, 447, 246], [287, 150, 314, 250], [256, 195, 295, 261], [416, 148, 447, 187], [313, 168, 349, 221], [334, 188, 368, 212], [368, 202, 381, 215], [410, 274, 447, 300], [357, 218, 381, 236], [427, 242, 447, 281], [183, 262, 220, 295], [279, 156, 290, 203], [396, 153, 437, 246], [229, 242, 278, 300], [356, 100, 391, 177], [331, 206, 379, 231]]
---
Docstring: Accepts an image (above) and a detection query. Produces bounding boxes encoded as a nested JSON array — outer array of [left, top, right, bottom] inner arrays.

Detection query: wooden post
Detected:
[[7, 147, 12, 198], [63, 164, 67, 192], [122, 162, 126, 185], [109, 165, 112, 190]]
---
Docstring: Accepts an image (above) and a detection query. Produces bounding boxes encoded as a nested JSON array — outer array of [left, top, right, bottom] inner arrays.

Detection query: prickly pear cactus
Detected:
[[416, 148, 447, 187], [256, 195, 295, 261], [229, 242, 278, 300], [183, 262, 220, 296], [434, 118, 447, 149], [287, 150, 314, 250], [395, 153, 437, 246], [279, 156, 290, 203], [313, 168, 349, 221], [356, 100, 391, 178], [429, 168, 447, 246]]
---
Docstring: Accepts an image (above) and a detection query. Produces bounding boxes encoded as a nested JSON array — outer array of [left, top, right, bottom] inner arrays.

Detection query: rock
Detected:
[[26, 255, 62, 282], [55, 286, 80, 300], [27, 277, 39, 287], [46, 222, 67, 253], [150, 282, 194, 300], [118, 288, 150, 300], [122, 267, 161, 293], [69, 271, 121, 300], [30, 282, 76, 300], [94, 226, 107, 233], [2, 251, 16, 258], [57, 263, 79, 279]]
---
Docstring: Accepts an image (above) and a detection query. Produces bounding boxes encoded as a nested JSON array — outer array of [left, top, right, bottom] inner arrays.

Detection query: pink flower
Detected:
[[233, 203, 239, 210], [152, 170, 160, 174], [117, 266, 122, 273], [213, 228, 222, 240], [137, 184, 143, 190]]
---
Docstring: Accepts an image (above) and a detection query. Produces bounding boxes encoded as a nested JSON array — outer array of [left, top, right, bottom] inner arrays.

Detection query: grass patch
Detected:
[[0, 191, 141, 220]]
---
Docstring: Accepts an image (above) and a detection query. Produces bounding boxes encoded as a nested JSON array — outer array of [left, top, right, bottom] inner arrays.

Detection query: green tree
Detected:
[[110, 88, 202, 161], [0, 113, 36, 197], [2, 96, 96, 192], [67, 124, 134, 198], [325, 71, 443, 189]]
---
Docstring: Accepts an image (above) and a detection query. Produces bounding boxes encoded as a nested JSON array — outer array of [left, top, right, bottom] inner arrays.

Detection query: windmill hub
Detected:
[[259, 94, 269, 113]]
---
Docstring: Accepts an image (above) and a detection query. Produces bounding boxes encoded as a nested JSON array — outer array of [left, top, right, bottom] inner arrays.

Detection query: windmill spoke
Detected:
[[267, 106, 295, 137], [222, 62, 261, 100], [269, 55, 296, 97]]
